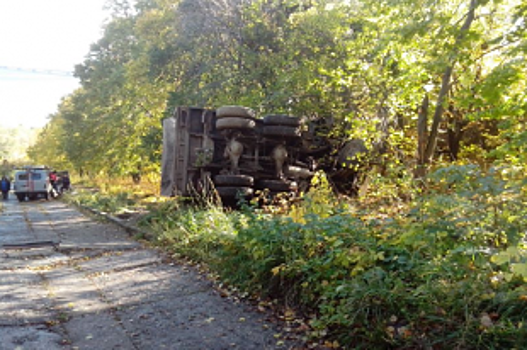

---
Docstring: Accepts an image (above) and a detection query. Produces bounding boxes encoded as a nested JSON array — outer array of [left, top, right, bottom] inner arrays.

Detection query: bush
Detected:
[[212, 165, 527, 348]]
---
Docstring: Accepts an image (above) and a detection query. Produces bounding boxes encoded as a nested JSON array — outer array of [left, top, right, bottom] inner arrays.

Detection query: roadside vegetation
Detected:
[[64, 164, 527, 349], [27, 0, 527, 348]]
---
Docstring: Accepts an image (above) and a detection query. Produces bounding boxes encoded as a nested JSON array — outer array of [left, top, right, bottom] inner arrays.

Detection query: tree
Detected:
[[29, 0, 526, 183]]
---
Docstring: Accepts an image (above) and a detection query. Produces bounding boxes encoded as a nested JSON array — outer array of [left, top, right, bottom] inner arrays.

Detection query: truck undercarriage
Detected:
[[161, 106, 366, 204]]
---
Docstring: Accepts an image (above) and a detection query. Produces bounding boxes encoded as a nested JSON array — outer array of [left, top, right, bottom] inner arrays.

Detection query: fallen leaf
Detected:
[[284, 309, 296, 321]]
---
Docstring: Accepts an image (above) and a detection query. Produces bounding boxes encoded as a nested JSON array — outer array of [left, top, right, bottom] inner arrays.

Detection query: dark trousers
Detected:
[[1, 191, 8, 200]]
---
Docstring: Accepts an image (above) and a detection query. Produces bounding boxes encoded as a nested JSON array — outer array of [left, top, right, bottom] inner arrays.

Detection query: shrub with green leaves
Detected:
[[215, 166, 526, 348]]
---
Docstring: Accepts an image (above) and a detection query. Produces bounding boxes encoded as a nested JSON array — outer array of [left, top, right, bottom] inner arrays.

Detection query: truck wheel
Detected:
[[263, 125, 300, 138], [217, 106, 256, 119], [337, 139, 368, 168], [263, 114, 300, 126], [214, 175, 254, 187], [257, 180, 297, 192], [216, 117, 256, 130], [285, 165, 313, 179], [16, 194, 25, 202], [216, 186, 253, 198]]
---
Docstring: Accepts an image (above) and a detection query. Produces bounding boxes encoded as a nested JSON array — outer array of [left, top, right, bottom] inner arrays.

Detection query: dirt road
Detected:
[[0, 197, 291, 349]]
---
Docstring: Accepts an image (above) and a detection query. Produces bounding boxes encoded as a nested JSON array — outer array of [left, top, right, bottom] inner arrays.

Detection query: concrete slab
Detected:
[[0, 326, 63, 350]]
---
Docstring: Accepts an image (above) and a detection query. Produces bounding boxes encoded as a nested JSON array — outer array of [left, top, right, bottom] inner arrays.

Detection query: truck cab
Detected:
[[13, 166, 51, 201]]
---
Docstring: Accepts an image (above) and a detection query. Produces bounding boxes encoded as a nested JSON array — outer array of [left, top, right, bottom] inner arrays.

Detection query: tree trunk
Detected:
[[415, 94, 429, 178], [418, 0, 478, 173], [446, 105, 465, 161]]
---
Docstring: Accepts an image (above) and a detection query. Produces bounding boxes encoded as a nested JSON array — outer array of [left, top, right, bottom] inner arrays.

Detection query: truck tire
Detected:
[[257, 180, 297, 192], [263, 114, 300, 126], [337, 139, 368, 168], [217, 106, 256, 119], [216, 117, 256, 130], [285, 165, 313, 179], [262, 125, 300, 138], [216, 186, 253, 198], [16, 194, 25, 202], [214, 175, 254, 187]]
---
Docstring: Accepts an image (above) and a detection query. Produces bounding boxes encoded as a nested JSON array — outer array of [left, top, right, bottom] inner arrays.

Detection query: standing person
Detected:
[[0, 176, 10, 200], [49, 171, 58, 196], [61, 173, 71, 193]]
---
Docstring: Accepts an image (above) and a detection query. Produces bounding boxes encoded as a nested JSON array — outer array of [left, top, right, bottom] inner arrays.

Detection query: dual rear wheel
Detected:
[[213, 106, 305, 202], [213, 175, 298, 201], [214, 175, 254, 200]]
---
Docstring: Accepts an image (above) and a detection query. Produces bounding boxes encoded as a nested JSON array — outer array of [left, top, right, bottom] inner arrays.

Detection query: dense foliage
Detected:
[[28, 0, 526, 178], [32, 0, 526, 348]]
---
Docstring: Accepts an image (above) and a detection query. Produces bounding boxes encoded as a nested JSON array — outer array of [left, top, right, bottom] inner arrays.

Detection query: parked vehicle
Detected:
[[13, 166, 52, 202], [161, 106, 367, 203]]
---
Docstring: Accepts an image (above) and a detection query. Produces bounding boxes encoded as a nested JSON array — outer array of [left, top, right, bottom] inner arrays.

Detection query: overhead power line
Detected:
[[0, 65, 73, 77]]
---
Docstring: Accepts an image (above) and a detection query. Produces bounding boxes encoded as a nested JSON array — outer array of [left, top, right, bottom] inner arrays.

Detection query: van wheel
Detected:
[[17, 194, 25, 202]]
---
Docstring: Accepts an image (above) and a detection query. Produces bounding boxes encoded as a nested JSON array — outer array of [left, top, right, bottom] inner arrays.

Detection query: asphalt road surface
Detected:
[[0, 196, 292, 350]]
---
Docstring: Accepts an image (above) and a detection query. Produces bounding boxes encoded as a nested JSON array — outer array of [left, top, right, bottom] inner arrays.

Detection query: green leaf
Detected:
[[511, 263, 527, 278]]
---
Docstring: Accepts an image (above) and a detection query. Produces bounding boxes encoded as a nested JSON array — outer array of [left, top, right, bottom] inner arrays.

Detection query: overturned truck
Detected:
[[161, 106, 366, 202]]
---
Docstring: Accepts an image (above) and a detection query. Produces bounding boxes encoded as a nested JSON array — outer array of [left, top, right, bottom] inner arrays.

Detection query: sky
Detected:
[[0, 0, 109, 129]]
